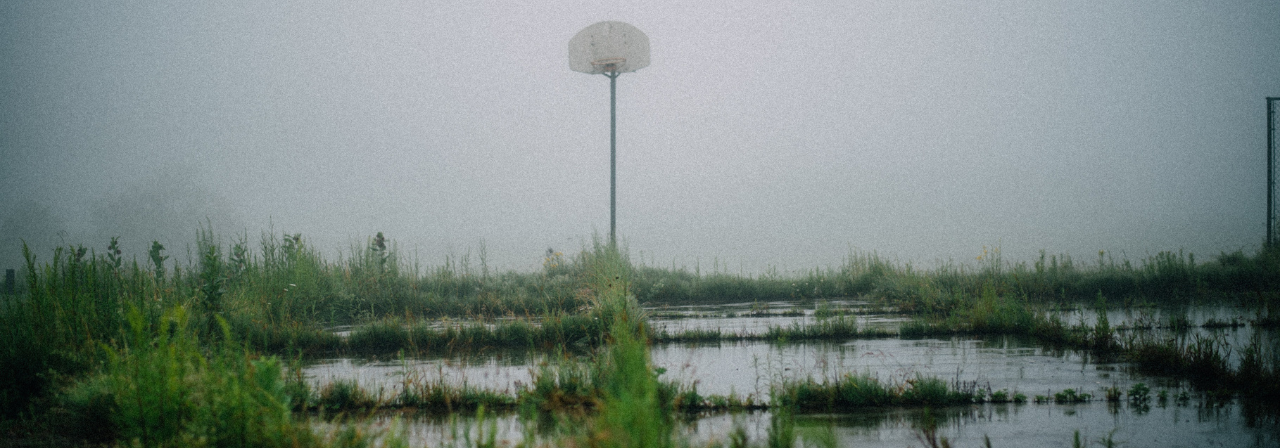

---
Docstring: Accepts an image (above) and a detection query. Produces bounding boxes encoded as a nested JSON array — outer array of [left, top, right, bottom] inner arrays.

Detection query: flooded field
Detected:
[[10, 239, 1280, 447], [302, 300, 1280, 447]]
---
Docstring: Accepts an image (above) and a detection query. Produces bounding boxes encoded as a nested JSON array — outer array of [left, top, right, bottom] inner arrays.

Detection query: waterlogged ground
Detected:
[[302, 300, 1279, 447]]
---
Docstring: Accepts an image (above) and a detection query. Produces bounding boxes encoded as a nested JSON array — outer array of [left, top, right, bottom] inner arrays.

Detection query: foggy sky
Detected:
[[3, 1, 1279, 274]]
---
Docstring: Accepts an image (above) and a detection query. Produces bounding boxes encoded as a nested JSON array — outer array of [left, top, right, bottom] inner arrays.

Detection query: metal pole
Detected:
[[1270, 98, 1278, 247], [608, 71, 619, 249]]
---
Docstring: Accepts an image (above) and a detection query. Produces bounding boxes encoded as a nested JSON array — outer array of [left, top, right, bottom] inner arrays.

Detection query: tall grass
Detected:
[[222, 231, 590, 330], [56, 306, 324, 447], [3, 236, 412, 446], [1, 242, 179, 418]]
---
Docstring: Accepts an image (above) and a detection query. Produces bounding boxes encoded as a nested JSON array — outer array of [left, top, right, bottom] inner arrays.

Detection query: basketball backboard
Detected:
[[568, 21, 650, 75]]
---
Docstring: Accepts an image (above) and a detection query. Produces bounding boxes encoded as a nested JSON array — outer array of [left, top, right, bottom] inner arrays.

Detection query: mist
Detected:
[[3, 1, 1278, 274]]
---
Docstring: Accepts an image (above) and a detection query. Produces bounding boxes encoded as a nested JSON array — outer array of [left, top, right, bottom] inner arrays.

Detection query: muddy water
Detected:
[[304, 301, 1278, 447]]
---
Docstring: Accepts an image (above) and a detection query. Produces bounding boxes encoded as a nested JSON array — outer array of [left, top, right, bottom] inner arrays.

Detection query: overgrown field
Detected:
[[2, 230, 1278, 446]]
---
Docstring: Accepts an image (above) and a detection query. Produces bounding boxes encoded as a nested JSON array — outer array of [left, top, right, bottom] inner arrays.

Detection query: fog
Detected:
[[3, 1, 1279, 274]]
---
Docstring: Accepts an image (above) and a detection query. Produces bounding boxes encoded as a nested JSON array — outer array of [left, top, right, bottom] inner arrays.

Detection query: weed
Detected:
[[1053, 388, 1091, 403], [1127, 383, 1150, 404]]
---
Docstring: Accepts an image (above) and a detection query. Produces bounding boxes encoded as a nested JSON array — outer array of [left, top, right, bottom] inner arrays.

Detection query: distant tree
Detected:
[[0, 200, 68, 270], [88, 167, 244, 261]]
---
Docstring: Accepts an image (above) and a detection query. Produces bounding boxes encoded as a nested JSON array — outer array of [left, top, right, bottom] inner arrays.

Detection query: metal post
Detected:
[[1270, 98, 1278, 247], [608, 71, 619, 249]]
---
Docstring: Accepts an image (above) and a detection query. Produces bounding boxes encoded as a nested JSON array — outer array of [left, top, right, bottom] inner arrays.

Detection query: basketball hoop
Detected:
[[591, 57, 627, 73], [568, 21, 649, 75], [568, 21, 651, 249]]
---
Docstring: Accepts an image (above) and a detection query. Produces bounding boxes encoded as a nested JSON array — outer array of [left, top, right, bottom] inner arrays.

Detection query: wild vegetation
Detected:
[[2, 230, 1278, 446]]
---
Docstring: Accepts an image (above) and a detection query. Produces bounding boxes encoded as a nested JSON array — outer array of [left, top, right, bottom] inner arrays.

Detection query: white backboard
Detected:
[[568, 21, 650, 74]]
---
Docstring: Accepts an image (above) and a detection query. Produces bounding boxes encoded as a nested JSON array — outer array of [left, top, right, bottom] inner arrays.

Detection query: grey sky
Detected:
[[2, 1, 1278, 273]]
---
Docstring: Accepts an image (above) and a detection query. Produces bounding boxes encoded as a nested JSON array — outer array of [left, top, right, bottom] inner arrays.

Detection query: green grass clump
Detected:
[[1127, 383, 1150, 405], [398, 378, 516, 413], [342, 312, 608, 355], [654, 314, 893, 343], [900, 376, 975, 406], [524, 355, 600, 412], [59, 306, 321, 447], [317, 380, 380, 411], [1, 242, 178, 419], [588, 322, 672, 448], [763, 316, 859, 342], [653, 327, 731, 343], [1052, 389, 1092, 403], [771, 373, 983, 412]]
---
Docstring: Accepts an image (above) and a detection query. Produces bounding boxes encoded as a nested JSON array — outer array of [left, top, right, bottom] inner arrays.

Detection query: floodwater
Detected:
[[303, 300, 1279, 447]]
